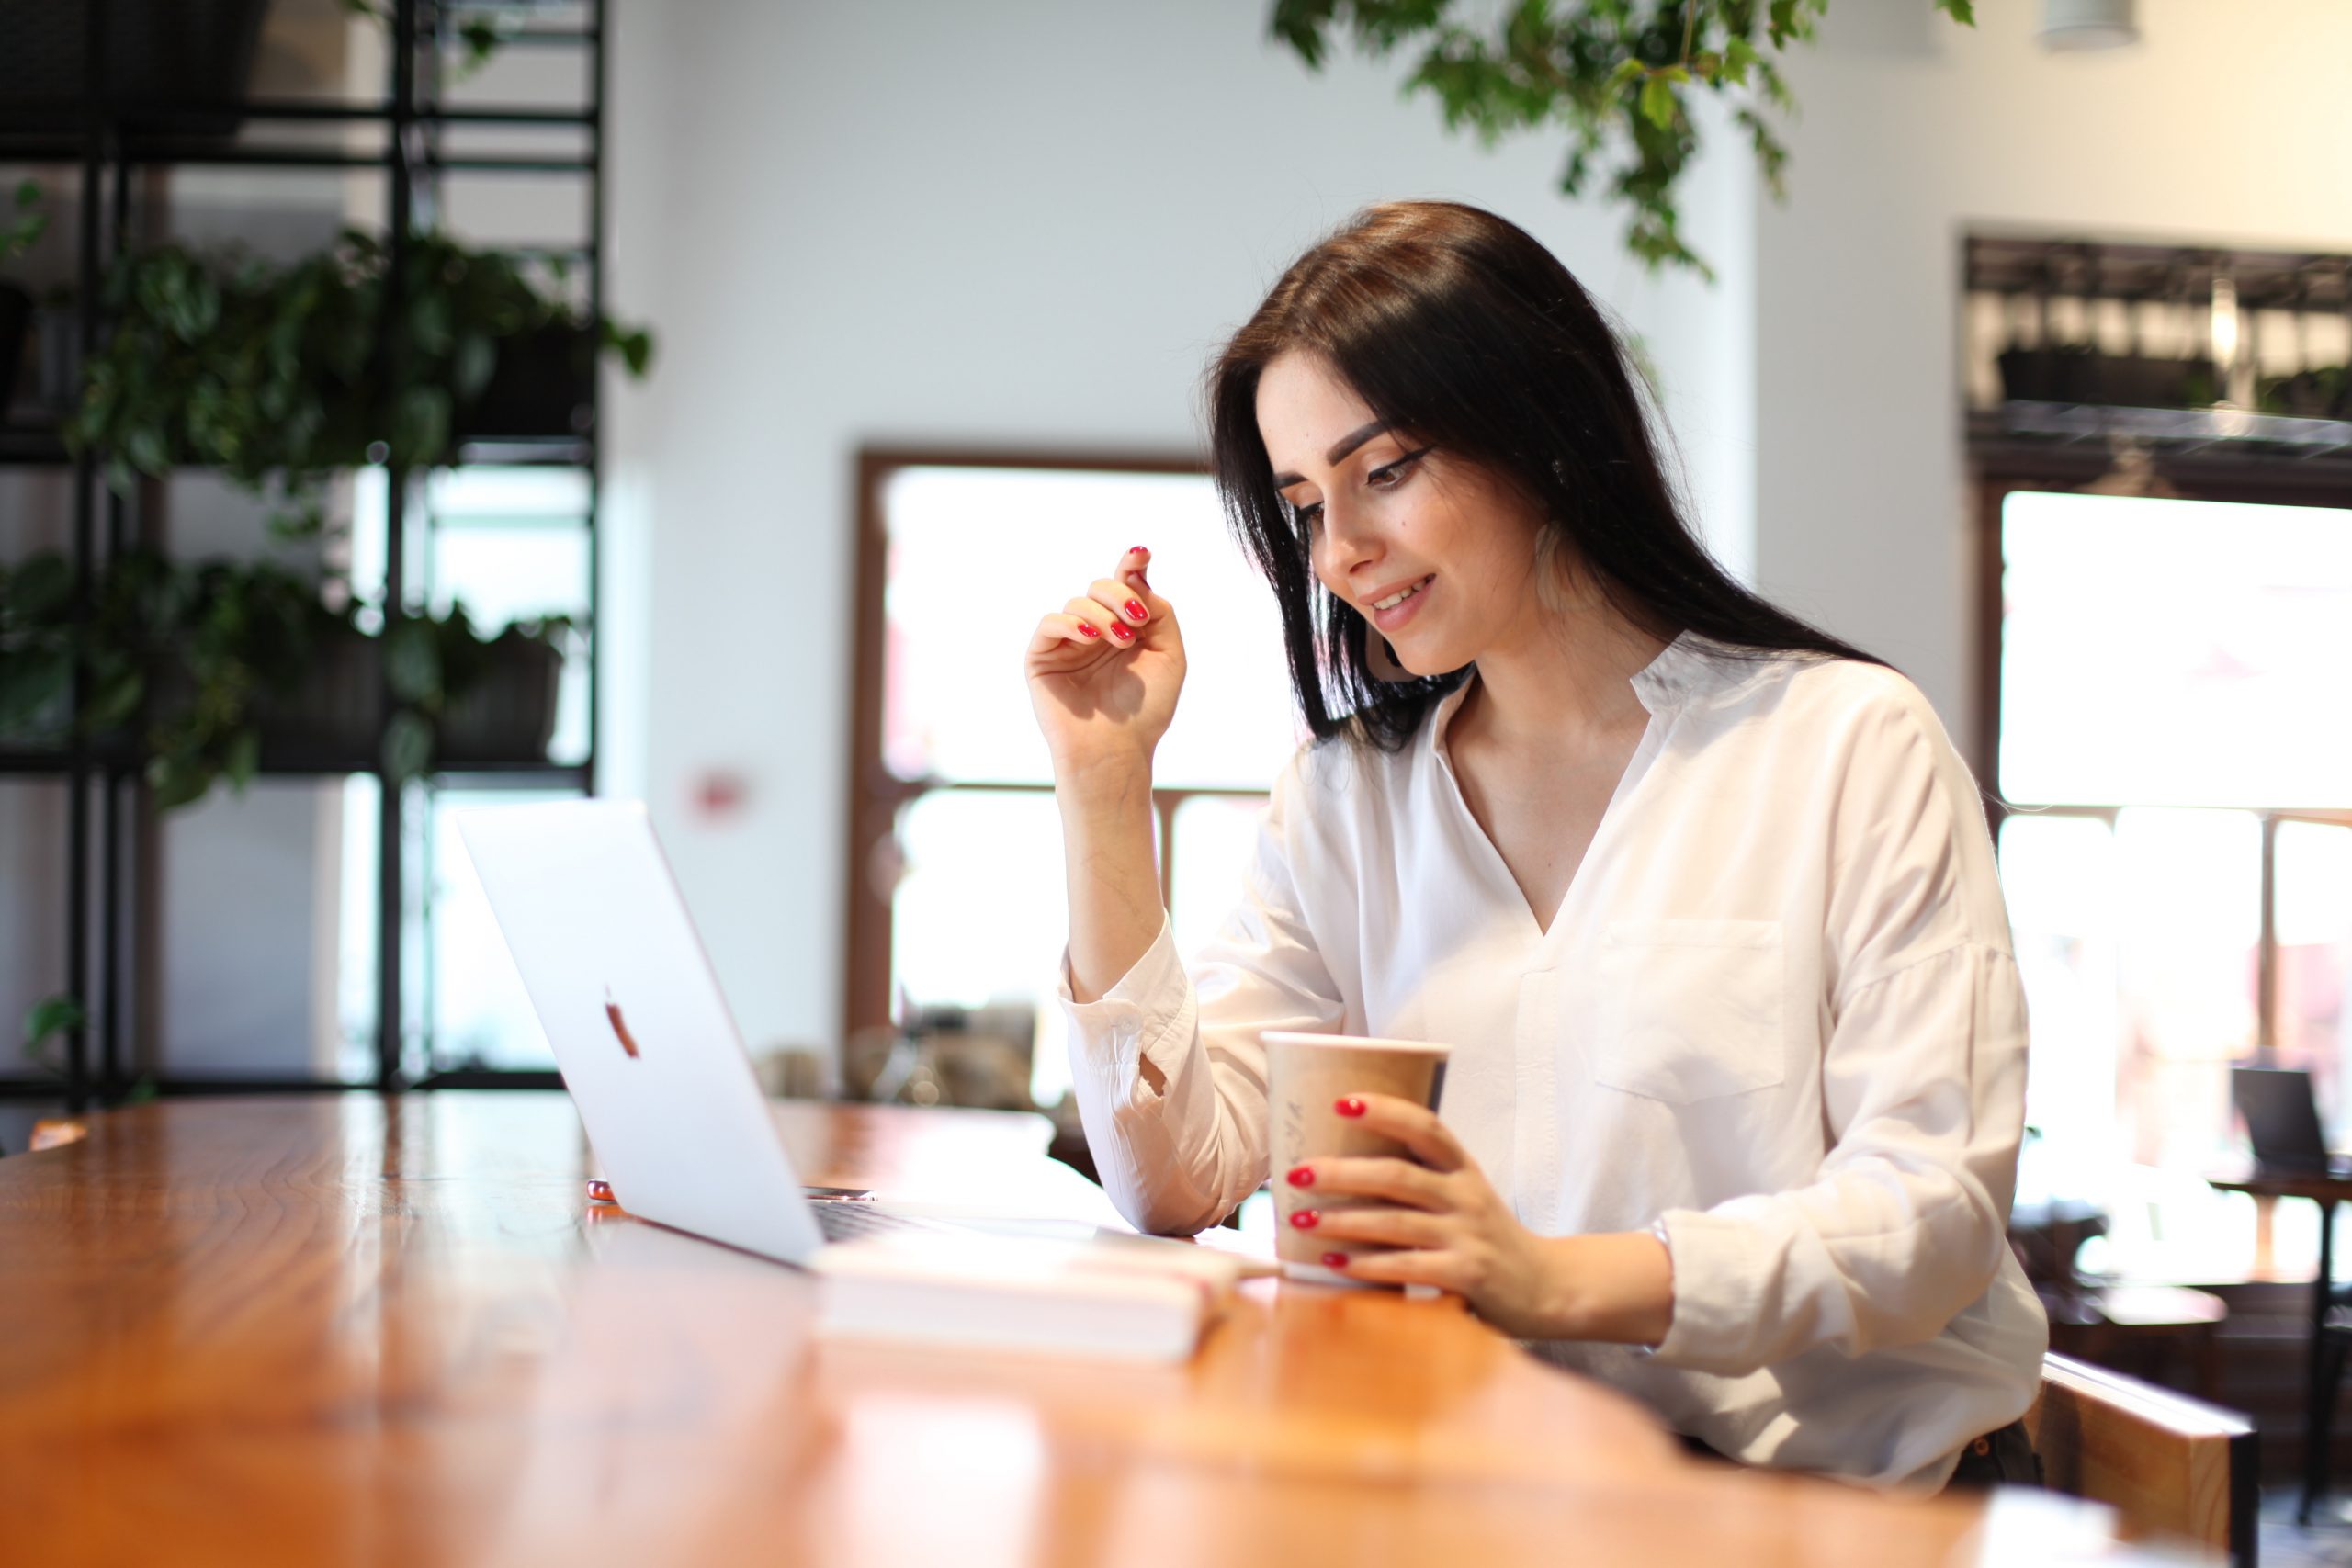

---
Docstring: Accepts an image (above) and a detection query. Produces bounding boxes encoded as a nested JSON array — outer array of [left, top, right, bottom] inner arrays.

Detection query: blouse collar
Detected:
[[1429, 629, 1732, 757]]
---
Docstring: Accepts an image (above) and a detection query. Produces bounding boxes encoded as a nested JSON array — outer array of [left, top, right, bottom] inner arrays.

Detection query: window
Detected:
[[1992, 485, 2352, 1270], [847, 453, 1301, 1109]]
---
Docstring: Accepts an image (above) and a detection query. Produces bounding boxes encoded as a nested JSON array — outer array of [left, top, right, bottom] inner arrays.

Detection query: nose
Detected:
[[1313, 493, 1383, 589]]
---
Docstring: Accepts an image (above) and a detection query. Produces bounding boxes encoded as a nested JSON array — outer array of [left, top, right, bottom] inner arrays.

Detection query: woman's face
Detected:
[[1256, 350, 1552, 677]]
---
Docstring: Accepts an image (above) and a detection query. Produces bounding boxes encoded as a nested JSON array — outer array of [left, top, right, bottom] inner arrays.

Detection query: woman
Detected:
[[1022, 201, 2046, 1492]]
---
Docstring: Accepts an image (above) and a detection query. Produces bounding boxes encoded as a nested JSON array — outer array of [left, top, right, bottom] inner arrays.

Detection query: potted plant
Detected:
[[383, 603, 573, 775], [0, 546, 573, 807], [65, 228, 653, 537], [2259, 366, 2350, 421]]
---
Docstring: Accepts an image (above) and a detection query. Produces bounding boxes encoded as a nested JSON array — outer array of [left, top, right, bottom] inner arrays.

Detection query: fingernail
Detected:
[[1110, 623, 1134, 641], [1334, 1097, 1365, 1118], [1129, 545, 1148, 558], [1321, 1251, 1350, 1269], [1289, 1208, 1319, 1230], [1285, 1166, 1314, 1188], [1078, 621, 1101, 638], [1125, 598, 1149, 623]]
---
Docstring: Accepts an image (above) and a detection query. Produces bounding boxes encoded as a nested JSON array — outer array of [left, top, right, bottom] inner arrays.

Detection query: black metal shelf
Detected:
[[11, 0, 612, 1111], [0, 141, 595, 173], [1967, 233, 2352, 312], [0, 415, 66, 465], [0, 99, 598, 131], [0, 749, 589, 785], [0, 423, 598, 469]]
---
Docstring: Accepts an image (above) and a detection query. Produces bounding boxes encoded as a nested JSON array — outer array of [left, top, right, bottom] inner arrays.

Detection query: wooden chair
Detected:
[[2025, 1351, 2257, 1568]]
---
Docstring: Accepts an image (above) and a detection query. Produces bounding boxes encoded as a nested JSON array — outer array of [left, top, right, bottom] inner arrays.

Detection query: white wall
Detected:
[[611, 3, 1769, 1066], [605, 0, 1756, 1059], [1753, 0, 2352, 736]]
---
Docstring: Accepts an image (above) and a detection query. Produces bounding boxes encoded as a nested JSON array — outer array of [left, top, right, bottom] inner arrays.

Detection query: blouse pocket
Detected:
[[1592, 919, 1786, 1104]]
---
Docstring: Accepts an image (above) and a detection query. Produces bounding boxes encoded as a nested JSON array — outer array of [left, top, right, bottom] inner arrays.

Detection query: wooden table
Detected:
[[0, 1094, 2035, 1566], [2210, 1165, 2352, 1522]]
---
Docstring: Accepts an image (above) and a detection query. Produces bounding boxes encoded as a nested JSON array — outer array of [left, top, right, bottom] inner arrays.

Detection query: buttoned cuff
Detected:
[[1057, 918, 1188, 1097], [1642, 1208, 1758, 1372]]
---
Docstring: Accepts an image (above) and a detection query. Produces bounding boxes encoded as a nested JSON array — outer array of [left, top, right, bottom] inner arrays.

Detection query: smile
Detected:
[[1372, 576, 1433, 612]]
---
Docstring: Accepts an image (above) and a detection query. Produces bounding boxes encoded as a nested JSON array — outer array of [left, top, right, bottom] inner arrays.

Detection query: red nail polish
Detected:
[[1110, 623, 1134, 640], [1129, 545, 1148, 558], [1334, 1097, 1365, 1118], [1285, 1166, 1314, 1188], [1125, 598, 1149, 622], [1321, 1251, 1350, 1269], [1289, 1208, 1318, 1230], [1078, 621, 1101, 638]]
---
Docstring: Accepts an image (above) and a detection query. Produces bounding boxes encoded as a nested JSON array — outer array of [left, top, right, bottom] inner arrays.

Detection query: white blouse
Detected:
[[1058, 633, 2049, 1491]]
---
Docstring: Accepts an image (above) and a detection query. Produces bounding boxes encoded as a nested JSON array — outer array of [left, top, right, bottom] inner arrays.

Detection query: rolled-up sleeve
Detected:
[[1650, 684, 2030, 1375], [1059, 760, 1346, 1235]]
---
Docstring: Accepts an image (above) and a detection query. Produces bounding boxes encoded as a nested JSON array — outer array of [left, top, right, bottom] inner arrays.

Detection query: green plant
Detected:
[[2258, 365, 2349, 420], [1269, 0, 1974, 280], [20, 993, 157, 1104], [382, 603, 576, 780], [0, 546, 179, 757], [22, 993, 87, 1077], [1, 547, 573, 808], [1, 547, 345, 805], [339, 0, 520, 81], [66, 229, 653, 538], [152, 556, 352, 807], [2, 178, 47, 264]]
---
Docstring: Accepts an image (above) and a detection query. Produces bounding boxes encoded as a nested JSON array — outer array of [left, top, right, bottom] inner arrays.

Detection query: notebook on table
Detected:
[[454, 798, 1252, 1361]]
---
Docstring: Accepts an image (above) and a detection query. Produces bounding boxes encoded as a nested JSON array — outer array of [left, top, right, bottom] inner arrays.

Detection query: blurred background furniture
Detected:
[[2210, 1168, 2352, 1523], [2012, 1195, 2233, 1400], [2029, 1350, 2257, 1568]]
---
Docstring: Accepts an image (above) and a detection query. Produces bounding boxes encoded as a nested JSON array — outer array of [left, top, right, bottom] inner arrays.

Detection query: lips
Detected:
[[1368, 573, 1434, 633]]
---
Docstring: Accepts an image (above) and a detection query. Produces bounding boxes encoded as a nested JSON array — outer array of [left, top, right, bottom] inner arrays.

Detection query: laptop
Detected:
[[454, 798, 1062, 1263], [2231, 1065, 2352, 1179]]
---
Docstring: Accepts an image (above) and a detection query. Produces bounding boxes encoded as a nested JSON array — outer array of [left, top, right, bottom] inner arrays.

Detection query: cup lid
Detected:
[[1260, 1030, 1452, 1056]]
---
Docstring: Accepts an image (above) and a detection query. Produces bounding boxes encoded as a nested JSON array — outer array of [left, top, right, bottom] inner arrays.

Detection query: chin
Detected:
[[1385, 636, 1466, 680]]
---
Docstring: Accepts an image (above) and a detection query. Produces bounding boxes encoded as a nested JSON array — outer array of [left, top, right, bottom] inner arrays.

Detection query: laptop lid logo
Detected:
[[604, 987, 642, 1059]]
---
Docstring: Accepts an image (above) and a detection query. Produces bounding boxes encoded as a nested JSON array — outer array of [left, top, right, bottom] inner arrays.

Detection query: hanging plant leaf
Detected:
[[63, 228, 655, 513], [384, 616, 443, 709], [1269, 0, 1971, 279], [381, 709, 435, 782], [23, 994, 86, 1069], [0, 646, 72, 732]]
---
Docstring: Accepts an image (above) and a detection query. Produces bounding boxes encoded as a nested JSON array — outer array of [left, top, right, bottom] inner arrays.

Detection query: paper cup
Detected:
[[1262, 1030, 1453, 1286]]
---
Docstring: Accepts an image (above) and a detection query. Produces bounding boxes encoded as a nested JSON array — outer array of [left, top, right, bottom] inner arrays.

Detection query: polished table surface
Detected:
[[0, 1094, 2044, 1566]]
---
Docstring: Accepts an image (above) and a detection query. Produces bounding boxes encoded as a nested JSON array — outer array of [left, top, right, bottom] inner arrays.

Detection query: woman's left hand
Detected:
[[1289, 1091, 1567, 1338]]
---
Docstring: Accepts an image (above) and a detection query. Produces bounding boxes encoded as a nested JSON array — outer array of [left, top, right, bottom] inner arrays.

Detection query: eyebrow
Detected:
[[1271, 420, 1393, 490]]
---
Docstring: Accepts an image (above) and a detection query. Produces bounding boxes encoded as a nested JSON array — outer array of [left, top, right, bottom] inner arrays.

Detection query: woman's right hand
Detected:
[[1025, 546, 1186, 778]]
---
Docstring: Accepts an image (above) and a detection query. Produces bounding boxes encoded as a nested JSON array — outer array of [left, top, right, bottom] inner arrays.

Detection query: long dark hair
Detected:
[[1207, 200, 1883, 750]]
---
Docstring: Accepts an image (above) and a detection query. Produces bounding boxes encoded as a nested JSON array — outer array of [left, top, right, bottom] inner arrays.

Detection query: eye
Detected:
[[1366, 447, 1430, 491], [1291, 500, 1324, 534]]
